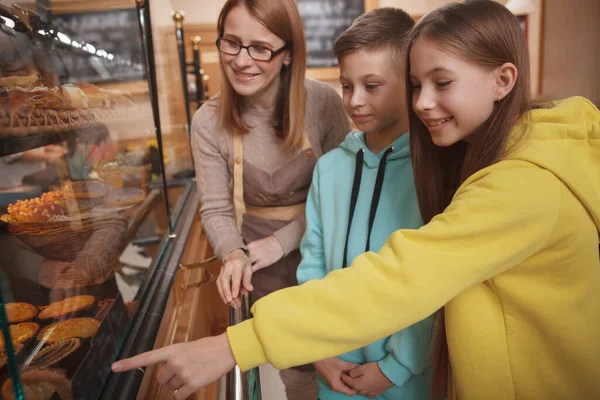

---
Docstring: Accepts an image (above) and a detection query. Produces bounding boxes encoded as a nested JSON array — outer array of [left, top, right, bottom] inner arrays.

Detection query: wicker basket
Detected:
[[94, 164, 151, 189], [7, 211, 130, 263]]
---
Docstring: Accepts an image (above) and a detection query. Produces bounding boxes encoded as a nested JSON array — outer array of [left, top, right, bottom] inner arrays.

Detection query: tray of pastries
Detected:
[[0, 74, 148, 137]]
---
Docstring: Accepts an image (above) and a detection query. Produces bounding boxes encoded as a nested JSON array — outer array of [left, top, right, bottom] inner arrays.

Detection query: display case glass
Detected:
[[0, 1, 196, 399]]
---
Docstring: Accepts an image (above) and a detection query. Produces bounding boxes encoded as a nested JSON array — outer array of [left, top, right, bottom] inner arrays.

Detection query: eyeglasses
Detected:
[[216, 37, 288, 61]]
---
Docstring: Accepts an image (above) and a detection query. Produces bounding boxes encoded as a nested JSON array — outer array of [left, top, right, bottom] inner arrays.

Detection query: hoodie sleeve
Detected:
[[227, 162, 562, 370], [377, 315, 434, 387], [297, 166, 327, 284]]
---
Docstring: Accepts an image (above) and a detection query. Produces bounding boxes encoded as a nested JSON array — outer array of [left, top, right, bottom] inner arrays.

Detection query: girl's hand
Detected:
[[341, 362, 394, 398], [111, 333, 236, 400], [313, 357, 359, 396], [247, 236, 285, 271], [217, 249, 253, 304]]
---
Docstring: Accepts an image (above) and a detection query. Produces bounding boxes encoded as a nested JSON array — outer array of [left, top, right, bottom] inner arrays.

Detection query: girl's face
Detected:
[[409, 38, 497, 147], [220, 5, 289, 103]]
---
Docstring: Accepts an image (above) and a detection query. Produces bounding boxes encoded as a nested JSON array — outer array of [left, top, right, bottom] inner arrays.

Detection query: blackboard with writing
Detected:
[[50, 8, 145, 84], [297, 0, 365, 68]]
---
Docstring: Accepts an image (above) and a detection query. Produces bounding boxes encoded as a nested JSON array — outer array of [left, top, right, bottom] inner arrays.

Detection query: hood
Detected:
[[340, 131, 411, 168], [508, 96, 600, 235]]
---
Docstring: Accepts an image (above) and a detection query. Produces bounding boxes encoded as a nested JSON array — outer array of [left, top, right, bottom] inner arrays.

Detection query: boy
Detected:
[[297, 8, 433, 400]]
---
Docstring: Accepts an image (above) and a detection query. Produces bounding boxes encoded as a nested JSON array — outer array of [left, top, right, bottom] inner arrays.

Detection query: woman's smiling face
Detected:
[[220, 5, 289, 102]]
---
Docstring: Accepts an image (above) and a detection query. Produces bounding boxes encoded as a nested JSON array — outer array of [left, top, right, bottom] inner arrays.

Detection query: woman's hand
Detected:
[[247, 236, 285, 271], [217, 249, 253, 304], [111, 333, 236, 400]]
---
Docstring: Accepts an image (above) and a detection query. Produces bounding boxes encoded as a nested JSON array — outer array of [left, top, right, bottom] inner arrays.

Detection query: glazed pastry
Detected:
[[0, 74, 45, 91], [57, 84, 88, 109], [29, 338, 81, 369], [37, 318, 100, 344], [1, 368, 72, 400], [38, 295, 95, 321], [0, 322, 39, 348], [7, 89, 64, 111], [4, 302, 39, 323]]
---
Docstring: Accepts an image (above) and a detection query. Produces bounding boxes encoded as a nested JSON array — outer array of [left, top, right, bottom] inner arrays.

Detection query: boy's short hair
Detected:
[[334, 7, 415, 69]]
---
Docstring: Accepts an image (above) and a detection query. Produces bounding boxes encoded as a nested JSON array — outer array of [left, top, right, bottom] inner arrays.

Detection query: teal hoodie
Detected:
[[297, 131, 433, 400]]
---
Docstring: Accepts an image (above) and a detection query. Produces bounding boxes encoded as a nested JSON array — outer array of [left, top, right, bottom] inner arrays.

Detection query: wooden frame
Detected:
[[306, 0, 378, 82]]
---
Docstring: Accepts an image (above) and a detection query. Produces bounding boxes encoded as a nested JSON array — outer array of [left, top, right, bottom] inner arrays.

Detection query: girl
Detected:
[[113, 2, 600, 399], [190, 0, 350, 398]]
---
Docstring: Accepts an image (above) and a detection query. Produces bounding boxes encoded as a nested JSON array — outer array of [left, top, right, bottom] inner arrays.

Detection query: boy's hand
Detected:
[[341, 362, 394, 398], [247, 236, 284, 271], [314, 357, 359, 396]]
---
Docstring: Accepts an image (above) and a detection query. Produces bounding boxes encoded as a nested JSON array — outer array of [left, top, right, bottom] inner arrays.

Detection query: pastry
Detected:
[[4, 302, 38, 323], [0, 322, 39, 348], [78, 84, 115, 109], [103, 188, 145, 208], [38, 295, 95, 321], [1, 368, 72, 400], [57, 84, 88, 109], [37, 318, 100, 344], [0, 342, 23, 369], [29, 338, 81, 368], [6, 191, 65, 223], [0, 74, 45, 92], [7, 89, 64, 111]]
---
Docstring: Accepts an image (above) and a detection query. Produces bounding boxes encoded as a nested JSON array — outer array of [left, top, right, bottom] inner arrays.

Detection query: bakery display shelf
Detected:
[[0, 106, 152, 157]]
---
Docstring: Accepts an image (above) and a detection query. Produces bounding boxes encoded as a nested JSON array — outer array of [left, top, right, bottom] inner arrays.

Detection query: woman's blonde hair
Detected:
[[216, 0, 307, 148]]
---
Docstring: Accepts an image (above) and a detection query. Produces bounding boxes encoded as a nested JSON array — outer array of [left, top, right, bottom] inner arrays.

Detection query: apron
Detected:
[[232, 132, 316, 305]]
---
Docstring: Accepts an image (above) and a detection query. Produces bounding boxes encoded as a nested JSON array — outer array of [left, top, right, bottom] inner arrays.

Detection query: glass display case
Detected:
[[0, 1, 198, 399]]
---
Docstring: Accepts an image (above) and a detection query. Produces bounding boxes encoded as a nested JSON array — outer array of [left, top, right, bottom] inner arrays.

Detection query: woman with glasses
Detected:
[[190, 0, 350, 398]]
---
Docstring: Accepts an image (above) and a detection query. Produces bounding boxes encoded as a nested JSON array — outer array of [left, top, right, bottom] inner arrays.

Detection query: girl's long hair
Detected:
[[405, 1, 533, 397], [216, 0, 307, 147]]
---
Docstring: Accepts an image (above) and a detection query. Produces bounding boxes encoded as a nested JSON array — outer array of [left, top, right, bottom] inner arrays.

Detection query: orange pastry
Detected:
[[38, 295, 95, 321], [0, 342, 23, 369], [6, 191, 65, 223], [4, 302, 38, 323], [37, 318, 100, 344], [0, 322, 39, 348]]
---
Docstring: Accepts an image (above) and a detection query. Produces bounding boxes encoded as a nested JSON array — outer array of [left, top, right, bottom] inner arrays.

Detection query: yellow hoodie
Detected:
[[227, 97, 600, 400]]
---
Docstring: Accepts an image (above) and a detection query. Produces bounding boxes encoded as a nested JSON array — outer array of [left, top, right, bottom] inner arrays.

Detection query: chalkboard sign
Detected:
[[49, 8, 145, 84], [297, 0, 368, 68]]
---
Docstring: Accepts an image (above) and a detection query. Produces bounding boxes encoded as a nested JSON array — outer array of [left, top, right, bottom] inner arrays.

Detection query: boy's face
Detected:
[[339, 49, 408, 136]]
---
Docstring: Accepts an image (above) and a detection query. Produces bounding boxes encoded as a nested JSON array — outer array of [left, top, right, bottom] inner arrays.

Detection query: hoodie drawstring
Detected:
[[342, 146, 393, 268], [342, 148, 364, 269]]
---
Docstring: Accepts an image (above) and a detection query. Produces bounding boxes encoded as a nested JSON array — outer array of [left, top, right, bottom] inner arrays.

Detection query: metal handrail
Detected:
[[227, 294, 262, 400]]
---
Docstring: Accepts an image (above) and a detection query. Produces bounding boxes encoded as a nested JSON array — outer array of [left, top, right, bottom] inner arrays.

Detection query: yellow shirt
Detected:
[[227, 97, 600, 400]]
